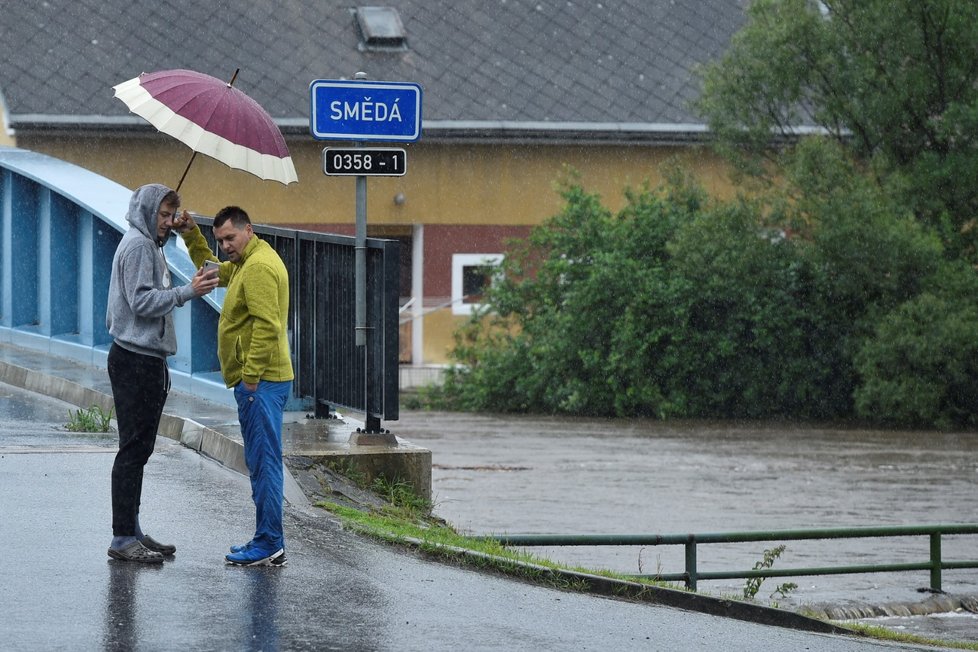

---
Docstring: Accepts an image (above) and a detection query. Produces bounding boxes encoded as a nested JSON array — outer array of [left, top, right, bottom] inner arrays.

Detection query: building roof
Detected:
[[0, 1, 747, 143]]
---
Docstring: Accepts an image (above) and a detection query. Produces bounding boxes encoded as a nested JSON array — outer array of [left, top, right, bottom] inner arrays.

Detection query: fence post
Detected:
[[685, 536, 698, 591], [930, 531, 942, 592]]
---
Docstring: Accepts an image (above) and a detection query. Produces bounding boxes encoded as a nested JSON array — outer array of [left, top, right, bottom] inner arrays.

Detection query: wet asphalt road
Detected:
[[0, 384, 951, 651]]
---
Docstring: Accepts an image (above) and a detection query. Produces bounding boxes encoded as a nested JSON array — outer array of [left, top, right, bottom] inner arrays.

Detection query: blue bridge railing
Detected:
[[0, 147, 399, 428]]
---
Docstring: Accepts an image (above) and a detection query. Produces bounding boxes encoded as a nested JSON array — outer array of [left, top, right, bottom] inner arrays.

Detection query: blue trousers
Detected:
[[234, 380, 291, 551]]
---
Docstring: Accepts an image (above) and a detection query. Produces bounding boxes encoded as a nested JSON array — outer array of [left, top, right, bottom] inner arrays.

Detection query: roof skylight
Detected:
[[355, 7, 407, 51]]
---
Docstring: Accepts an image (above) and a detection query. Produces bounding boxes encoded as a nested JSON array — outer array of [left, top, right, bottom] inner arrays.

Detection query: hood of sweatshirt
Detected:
[[126, 183, 171, 246]]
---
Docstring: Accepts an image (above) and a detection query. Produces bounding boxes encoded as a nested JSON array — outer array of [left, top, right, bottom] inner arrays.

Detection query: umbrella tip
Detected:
[[227, 68, 240, 87]]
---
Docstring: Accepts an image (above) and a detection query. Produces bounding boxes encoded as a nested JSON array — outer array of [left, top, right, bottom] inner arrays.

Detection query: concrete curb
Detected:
[[388, 535, 855, 636], [0, 358, 310, 509]]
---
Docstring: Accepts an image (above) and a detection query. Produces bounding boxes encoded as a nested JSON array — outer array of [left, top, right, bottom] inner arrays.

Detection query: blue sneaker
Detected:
[[229, 541, 254, 554], [225, 547, 287, 567]]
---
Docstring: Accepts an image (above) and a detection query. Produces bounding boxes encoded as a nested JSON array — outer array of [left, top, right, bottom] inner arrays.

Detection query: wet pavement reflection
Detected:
[[246, 567, 281, 651], [103, 563, 160, 651]]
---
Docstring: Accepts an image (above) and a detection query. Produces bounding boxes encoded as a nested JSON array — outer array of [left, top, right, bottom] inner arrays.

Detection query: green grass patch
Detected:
[[322, 458, 368, 488], [843, 622, 978, 650], [371, 475, 431, 515], [318, 498, 684, 592], [65, 404, 114, 432]]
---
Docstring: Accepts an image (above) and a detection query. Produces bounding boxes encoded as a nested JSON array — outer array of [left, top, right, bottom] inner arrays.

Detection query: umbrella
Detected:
[[112, 68, 298, 190]]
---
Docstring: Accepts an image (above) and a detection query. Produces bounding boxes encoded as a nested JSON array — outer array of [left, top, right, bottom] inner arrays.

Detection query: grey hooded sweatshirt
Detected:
[[106, 184, 196, 359]]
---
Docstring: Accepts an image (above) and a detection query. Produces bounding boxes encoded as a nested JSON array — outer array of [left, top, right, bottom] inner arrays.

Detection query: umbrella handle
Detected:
[[175, 150, 198, 193]]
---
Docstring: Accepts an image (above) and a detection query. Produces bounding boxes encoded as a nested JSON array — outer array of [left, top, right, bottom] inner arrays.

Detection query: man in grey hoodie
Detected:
[[105, 183, 218, 563]]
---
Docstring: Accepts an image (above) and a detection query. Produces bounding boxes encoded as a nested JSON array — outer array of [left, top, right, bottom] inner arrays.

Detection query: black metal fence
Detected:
[[195, 217, 399, 431]]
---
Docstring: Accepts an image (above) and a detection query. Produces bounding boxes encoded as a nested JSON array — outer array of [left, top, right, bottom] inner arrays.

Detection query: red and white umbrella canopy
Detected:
[[113, 69, 298, 187]]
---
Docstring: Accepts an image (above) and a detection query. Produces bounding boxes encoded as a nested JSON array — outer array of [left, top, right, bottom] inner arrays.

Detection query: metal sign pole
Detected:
[[355, 151, 375, 432], [355, 151, 367, 348], [353, 72, 369, 349]]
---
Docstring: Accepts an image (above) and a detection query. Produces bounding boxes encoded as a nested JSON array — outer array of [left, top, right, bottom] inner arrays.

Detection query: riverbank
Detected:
[[286, 448, 978, 649], [390, 409, 978, 642]]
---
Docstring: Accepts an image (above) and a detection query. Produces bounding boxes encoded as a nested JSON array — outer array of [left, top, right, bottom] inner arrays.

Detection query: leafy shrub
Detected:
[[778, 139, 944, 415], [743, 545, 797, 602], [854, 263, 978, 429], [433, 154, 963, 425]]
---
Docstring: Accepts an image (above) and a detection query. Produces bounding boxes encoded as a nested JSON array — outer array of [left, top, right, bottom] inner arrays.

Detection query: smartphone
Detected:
[[203, 260, 220, 274]]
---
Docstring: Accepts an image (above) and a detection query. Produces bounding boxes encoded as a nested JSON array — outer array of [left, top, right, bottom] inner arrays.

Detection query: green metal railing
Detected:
[[481, 524, 978, 591]]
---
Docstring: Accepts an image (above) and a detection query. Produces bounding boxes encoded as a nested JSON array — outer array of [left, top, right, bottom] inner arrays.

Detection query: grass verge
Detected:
[[318, 499, 662, 593], [843, 623, 978, 650]]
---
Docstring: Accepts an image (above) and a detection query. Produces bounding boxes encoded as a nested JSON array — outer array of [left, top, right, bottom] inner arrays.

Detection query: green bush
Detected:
[[437, 169, 804, 417], [431, 155, 967, 426], [855, 263, 978, 429], [777, 139, 944, 416], [659, 200, 829, 418]]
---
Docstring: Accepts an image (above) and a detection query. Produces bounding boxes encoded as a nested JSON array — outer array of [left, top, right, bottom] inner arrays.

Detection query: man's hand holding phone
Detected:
[[191, 261, 220, 297]]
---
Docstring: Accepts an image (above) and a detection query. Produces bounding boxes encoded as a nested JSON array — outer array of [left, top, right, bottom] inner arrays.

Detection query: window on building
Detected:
[[452, 253, 502, 315]]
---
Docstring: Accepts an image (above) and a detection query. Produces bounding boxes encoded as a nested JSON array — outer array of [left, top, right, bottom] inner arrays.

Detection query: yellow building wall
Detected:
[[17, 135, 735, 227], [15, 133, 736, 366], [421, 308, 465, 364]]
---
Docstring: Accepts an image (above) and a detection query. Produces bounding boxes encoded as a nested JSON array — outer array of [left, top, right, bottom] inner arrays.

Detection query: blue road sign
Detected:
[[309, 80, 422, 142]]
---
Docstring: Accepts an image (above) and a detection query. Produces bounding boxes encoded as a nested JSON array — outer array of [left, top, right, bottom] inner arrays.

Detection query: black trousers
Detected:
[[107, 343, 170, 536]]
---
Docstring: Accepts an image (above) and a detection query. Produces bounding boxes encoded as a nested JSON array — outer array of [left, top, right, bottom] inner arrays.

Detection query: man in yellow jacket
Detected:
[[176, 206, 294, 566]]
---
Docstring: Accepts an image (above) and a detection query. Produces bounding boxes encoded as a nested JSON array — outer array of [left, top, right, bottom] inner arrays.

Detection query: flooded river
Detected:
[[394, 411, 978, 642]]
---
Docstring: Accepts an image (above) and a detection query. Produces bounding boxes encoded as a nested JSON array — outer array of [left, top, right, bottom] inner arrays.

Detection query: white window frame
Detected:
[[451, 253, 503, 315]]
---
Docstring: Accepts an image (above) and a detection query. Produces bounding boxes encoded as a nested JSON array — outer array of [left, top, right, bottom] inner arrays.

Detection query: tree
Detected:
[[696, 0, 978, 259], [433, 159, 942, 421]]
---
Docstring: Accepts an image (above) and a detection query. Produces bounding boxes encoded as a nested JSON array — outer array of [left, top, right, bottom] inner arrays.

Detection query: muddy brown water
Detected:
[[393, 410, 978, 642]]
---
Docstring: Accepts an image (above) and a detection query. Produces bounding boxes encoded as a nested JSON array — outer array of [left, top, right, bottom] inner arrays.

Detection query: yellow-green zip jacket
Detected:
[[181, 225, 294, 388]]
